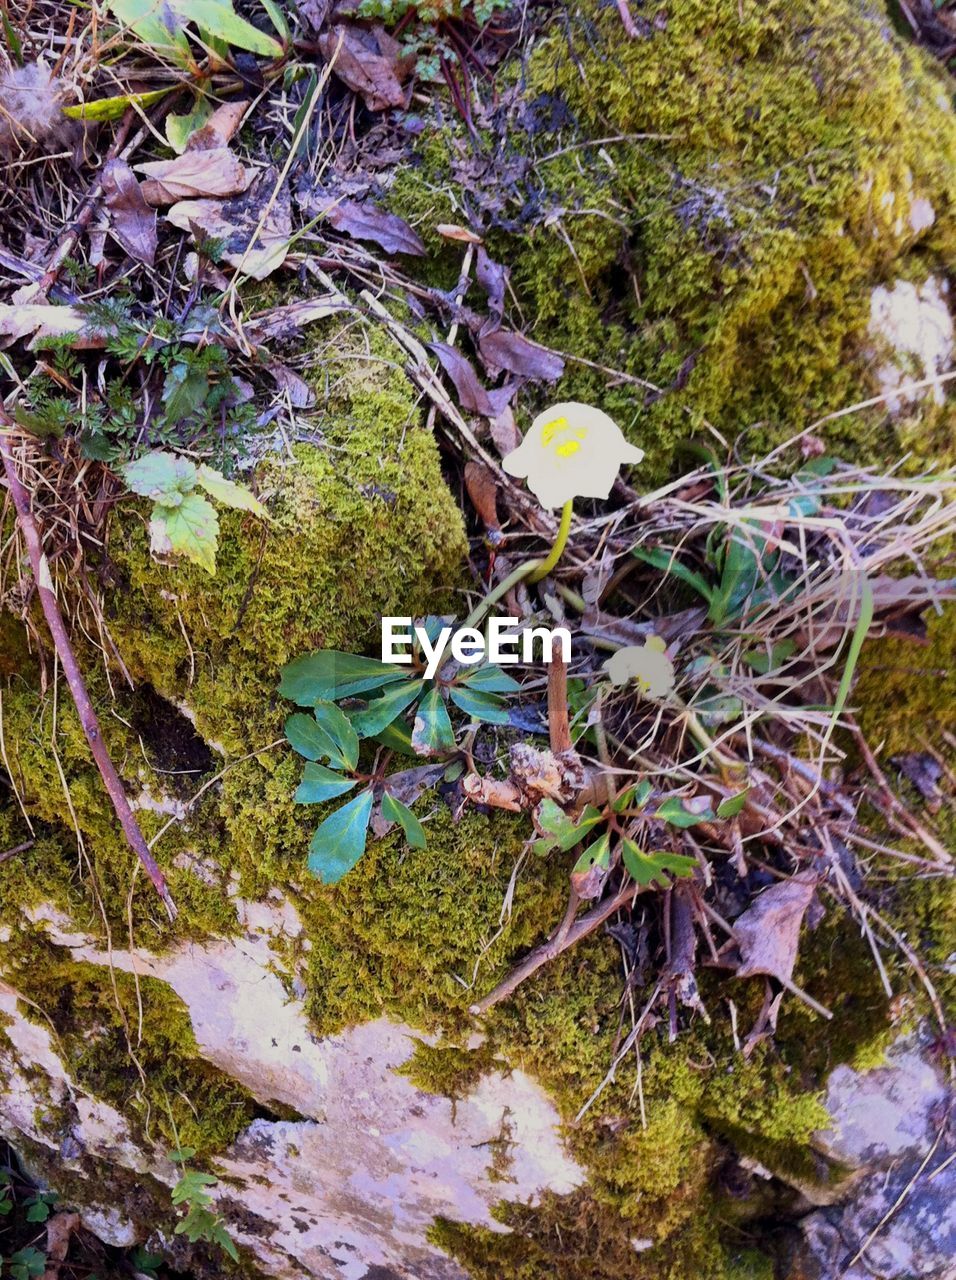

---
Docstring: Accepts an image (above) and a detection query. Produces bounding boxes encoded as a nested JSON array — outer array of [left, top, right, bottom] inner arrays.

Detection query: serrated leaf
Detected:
[[124, 450, 196, 503], [654, 795, 715, 828], [717, 788, 750, 819], [350, 679, 423, 737], [64, 86, 174, 121], [535, 798, 604, 854], [294, 762, 357, 804], [313, 699, 360, 771], [621, 839, 696, 887], [279, 650, 409, 705], [169, 1146, 196, 1162], [162, 361, 210, 425], [307, 789, 374, 883], [461, 663, 521, 693], [381, 791, 427, 849], [153, 491, 219, 573], [411, 686, 456, 756], [448, 684, 510, 724], [196, 463, 267, 516]]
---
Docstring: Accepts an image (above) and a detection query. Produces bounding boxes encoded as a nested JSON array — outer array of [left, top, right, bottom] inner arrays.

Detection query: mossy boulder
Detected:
[[1, 6, 954, 1280], [391, 0, 956, 477]]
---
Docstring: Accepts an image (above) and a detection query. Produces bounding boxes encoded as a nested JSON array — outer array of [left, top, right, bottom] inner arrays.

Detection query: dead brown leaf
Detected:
[[43, 1211, 80, 1279], [185, 100, 248, 151], [464, 460, 501, 534], [475, 245, 508, 336], [166, 168, 291, 279], [266, 360, 315, 408], [478, 328, 565, 381], [733, 874, 817, 985], [245, 295, 344, 343], [0, 302, 85, 347], [319, 24, 411, 111], [136, 147, 250, 204], [437, 223, 483, 244], [371, 763, 445, 837], [430, 341, 515, 417], [311, 195, 425, 256], [102, 158, 157, 266]]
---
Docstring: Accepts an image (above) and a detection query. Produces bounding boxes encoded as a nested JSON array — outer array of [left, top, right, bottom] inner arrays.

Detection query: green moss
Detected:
[[854, 605, 956, 754], [390, 0, 956, 479]]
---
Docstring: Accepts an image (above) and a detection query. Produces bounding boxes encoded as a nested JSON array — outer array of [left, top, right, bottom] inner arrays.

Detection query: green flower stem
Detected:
[[528, 498, 573, 584], [463, 499, 574, 630]]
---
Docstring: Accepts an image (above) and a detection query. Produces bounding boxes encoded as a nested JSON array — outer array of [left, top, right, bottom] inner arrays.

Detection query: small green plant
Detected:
[[123, 450, 268, 574], [2, 1247, 46, 1280], [21, 1192, 56, 1225], [169, 1147, 238, 1263], [279, 628, 519, 881]]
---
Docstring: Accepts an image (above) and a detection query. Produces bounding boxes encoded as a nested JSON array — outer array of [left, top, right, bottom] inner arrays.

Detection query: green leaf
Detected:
[[107, 0, 192, 62], [294, 762, 357, 804], [631, 545, 714, 603], [716, 789, 750, 819], [654, 796, 716, 828], [154, 491, 219, 574], [612, 779, 652, 812], [63, 86, 174, 121], [350, 680, 423, 737], [313, 699, 360, 772], [307, 789, 374, 883], [381, 791, 427, 850], [124, 450, 196, 504], [284, 712, 339, 762], [189, 0, 282, 55], [410, 686, 456, 756], [171, 1170, 218, 1204], [259, 0, 289, 40], [461, 663, 521, 693], [373, 716, 416, 756], [279, 650, 409, 705], [169, 1146, 196, 1163], [533, 799, 603, 855], [165, 96, 213, 151], [162, 361, 210, 426], [107, 0, 282, 60], [572, 831, 611, 877], [7, 1247, 47, 1280], [196, 464, 267, 517], [25, 1197, 52, 1223], [448, 684, 510, 724], [742, 639, 797, 675], [621, 839, 696, 887]]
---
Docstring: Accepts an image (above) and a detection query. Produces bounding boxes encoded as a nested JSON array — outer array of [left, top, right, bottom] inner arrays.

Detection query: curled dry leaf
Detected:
[[136, 147, 250, 204], [732, 874, 817, 985], [266, 360, 315, 408], [475, 245, 508, 336], [478, 327, 565, 381], [310, 195, 425, 256], [437, 223, 484, 244], [464, 460, 501, 535], [166, 168, 291, 279], [319, 24, 411, 111], [184, 100, 248, 151], [101, 158, 157, 266], [430, 341, 515, 417]]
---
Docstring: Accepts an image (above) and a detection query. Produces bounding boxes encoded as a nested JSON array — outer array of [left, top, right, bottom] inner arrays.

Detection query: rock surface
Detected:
[[791, 1035, 955, 1280]]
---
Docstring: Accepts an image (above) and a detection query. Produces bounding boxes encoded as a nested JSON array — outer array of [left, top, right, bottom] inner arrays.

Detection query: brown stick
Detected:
[[547, 637, 572, 754], [470, 883, 641, 1015], [0, 839, 34, 864], [0, 427, 176, 918]]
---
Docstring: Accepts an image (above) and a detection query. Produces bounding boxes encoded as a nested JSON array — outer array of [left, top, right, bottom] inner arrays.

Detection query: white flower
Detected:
[[604, 636, 674, 699], [502, 402, 644, 509]]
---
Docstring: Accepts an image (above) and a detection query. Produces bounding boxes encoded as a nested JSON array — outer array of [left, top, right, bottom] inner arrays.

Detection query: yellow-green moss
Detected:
[[390, 0, 956, 479], [854, 605, 956, 753]]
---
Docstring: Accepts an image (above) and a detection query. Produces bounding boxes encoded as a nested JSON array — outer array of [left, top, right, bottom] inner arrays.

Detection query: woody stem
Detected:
[[464, 499, 574, 629]]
